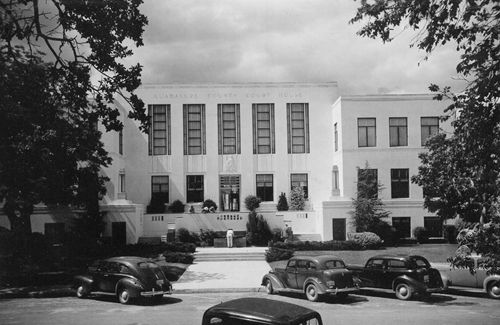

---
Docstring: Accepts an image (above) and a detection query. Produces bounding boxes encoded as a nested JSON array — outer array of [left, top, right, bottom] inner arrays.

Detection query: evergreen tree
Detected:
[[290, 186, 305, 211], [277, 192, 289, 211]]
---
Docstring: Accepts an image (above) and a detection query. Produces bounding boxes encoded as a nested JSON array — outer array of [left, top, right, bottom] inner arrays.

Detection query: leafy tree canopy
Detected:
[[351, 0, 499, 271]]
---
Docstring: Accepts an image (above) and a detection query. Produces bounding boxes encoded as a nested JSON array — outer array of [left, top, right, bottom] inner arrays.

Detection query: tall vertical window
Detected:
[[183, 104, 206, 155], [287, 103, 310, 153], [118, 129, 123, 155], [252, 104, 275, 154], [186, 175, 204, 202], [358, 118, 376, 147], [357, 168, 378, 199], [291, 173, 308, 199], [218, 104, 241, 155], [391, 168, 409, 198], [389, 117, 408, 147], [334, 123, 338, 152], [151, 175, 169, 204], [119, 173, 126, 193], [421, 117, 439, 146], [256, 174, 274, 201], [332, 166, 339, 195], [148, 104, 171, 156]]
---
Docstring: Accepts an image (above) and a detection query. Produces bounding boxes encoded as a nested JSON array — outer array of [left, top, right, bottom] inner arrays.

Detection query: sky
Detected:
[[128, 0, 465, 95]]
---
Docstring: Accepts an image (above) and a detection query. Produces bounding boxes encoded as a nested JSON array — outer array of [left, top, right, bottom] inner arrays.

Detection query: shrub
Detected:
[[147, 195, 166, 213], [271, 240, 363, 251], [413, 226, 430, 243], [277, 192, 289, 211], [168, 200, 185, 213], [163, 242, 196, 253], [265, 247, 294, 262], [202, 199, 218, 212], [244, 195, 261, 211], [271, 227, 284, 242], [199, 229, 218, 246], [289, 186, 305, 211], [176, 228, 199, 244], [246, 211, 273, 246], [370, 221, 400, 246], [163, 252, 194, 264], [347, 232, 383, 249]]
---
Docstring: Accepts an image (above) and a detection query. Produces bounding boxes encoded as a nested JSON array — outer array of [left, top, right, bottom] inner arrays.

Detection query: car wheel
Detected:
[[265, 279, 274, 294], [76, 285, 89, 299], [395, 283, 413, 300], [487, 281, 500, 299], [305, 283, 320, 302], [117, 288, 132, 304]]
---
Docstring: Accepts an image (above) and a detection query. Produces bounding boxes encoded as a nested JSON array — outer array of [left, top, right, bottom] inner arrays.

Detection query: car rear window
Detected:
[[410, 257, 430, 269], [324, 260, 345, 269]]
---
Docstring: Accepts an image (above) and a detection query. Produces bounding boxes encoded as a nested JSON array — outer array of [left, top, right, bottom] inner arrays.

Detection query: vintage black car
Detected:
[[202, 297, 323, 325], [74, 256, 172, 304], [262, 255, 359, 302], [347, 254, 444, 300]]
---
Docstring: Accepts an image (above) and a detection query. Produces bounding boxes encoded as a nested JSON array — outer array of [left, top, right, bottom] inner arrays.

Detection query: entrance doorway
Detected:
[[332, 218, 346, 241], [112, 222, 126, 246]]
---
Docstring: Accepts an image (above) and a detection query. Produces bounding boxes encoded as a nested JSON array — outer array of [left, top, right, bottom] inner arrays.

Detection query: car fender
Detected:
[[74, 275, 94, 289], [303, 277, 327, 294], [261, 273, 286, 290], [115, 278, 144, 298], [392, 275, 425, 292], [483, 275, 500, 292]]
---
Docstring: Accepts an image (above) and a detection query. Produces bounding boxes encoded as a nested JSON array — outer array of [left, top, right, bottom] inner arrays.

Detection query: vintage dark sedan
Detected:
[[348, 254, 444, 300], [262, 255, 359, 302], [202, 297, 323, 325], [74, 256, 172, 304]]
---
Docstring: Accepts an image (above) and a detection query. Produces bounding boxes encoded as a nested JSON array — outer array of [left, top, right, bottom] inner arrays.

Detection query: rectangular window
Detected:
[[256, 174, 273, 202], [148, 104, 171, 156], [421, 117, 439, 146], [218, 104, 241, 155], [424, 216, 443, 237], [252, 104, 275, 154], [358, 118, 376, 147], [187, 175, 204, 203], [119, 173, 125, 193], [183, 104, 206, 155], [119, 129, 123, 155], [391, 168, 409, 198], [389, 117, 408, 147], [220, 175, 240, 211], [357, 168, 378, 199], [152, 175, 169, 204], [291, 173, 308, 199], [392, 217, 411, 238], [287, 103, 310, 153], [334, 123, 338, 152]]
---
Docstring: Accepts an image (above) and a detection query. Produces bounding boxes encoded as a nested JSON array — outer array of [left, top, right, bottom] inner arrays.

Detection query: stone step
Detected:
[[194, 255, 265, 262]]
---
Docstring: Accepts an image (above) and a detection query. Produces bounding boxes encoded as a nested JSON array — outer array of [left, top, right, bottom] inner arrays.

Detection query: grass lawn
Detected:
[[269, 243, 459, 270]]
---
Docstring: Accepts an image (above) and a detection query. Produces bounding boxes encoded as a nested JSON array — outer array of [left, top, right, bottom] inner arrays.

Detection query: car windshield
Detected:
[[324, 260, 345, 269]]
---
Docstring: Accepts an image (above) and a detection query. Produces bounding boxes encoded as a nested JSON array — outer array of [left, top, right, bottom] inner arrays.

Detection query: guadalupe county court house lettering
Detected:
[[0, 82, 453, 245]]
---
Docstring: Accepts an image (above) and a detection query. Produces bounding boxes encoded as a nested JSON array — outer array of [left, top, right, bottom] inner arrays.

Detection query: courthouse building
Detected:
[[0, 82, 452, 244]]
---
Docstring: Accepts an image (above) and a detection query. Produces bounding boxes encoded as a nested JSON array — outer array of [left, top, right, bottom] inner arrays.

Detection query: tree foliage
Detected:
[[0, 1, 148, 235], [351, 0, 500, 272], [289, 186, 305, 211], [350, 164, 391, 233]]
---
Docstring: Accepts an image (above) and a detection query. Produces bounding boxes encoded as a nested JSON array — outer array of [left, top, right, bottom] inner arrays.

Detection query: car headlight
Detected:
[[326, 280, 336, 288]]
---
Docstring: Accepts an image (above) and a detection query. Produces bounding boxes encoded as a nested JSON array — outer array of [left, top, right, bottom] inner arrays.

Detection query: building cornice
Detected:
[[139, 82, 338, 90], [340, 93, 436, 102]]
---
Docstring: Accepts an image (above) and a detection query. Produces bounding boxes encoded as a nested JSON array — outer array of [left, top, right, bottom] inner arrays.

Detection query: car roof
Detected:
[[203, 298, 321, 325], [103, 256, 153, 264], [369, 254, 426, 261], [292, 255, 343, 263]]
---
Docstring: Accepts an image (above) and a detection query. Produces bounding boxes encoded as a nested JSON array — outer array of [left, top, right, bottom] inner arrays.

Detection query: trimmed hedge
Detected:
[[413, 227, 430, 243], [163, 251, 194, 264], [270, 240, 362, 251], [347, 232, 383, 249], [265, 247, 294, 262]]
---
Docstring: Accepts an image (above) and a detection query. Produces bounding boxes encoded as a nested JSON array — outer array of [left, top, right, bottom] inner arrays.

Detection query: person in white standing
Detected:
[[226, 228, 234, 248]]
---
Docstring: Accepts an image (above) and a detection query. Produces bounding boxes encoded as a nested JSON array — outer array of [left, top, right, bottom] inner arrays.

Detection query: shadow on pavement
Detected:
[[87, 294, 183, 306], [274, 292, 368, 305]]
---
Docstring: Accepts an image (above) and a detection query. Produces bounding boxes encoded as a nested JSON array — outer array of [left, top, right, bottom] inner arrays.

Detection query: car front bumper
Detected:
[[325, 287, 359, 295]]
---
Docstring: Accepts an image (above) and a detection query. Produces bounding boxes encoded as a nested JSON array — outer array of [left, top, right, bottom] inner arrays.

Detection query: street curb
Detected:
[[0, 286, 74, 299], [173, 287, 264, 294]]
